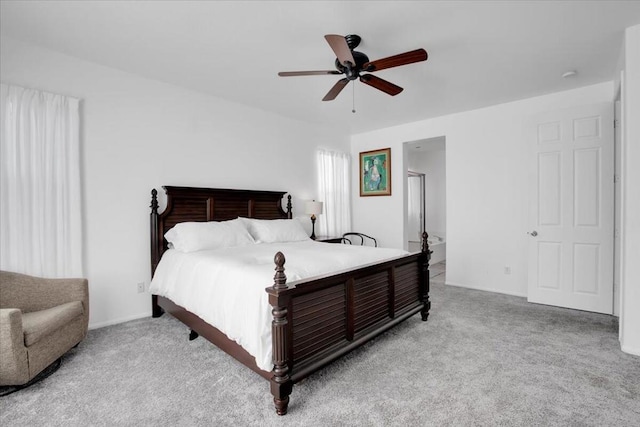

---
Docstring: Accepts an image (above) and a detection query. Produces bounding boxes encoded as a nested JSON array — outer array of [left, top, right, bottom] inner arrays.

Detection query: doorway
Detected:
[[404, 137, 446, 263]]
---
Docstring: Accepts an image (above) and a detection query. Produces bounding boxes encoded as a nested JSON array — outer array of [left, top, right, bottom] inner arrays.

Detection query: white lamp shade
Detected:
[[305, 201, 323, 215]]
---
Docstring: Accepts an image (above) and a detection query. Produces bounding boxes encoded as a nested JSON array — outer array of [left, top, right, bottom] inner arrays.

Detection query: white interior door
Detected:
[[527, 103, 614, 314]]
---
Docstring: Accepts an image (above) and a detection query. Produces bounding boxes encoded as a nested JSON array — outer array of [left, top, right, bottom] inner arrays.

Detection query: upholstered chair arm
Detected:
[[0, 308, 29, 385], [0, 271, 89, 314]]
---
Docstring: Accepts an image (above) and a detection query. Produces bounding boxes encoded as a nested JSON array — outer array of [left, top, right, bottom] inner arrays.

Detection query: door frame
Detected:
[[407, 170, 426, 241]]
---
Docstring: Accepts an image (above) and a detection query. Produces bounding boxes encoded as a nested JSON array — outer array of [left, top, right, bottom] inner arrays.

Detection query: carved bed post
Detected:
[[286, 195, 292, 219], [269, 252, 293, 415], [150, 189, 164, 318], [420, 231, 431, 321], [150, 189, 159, 268]]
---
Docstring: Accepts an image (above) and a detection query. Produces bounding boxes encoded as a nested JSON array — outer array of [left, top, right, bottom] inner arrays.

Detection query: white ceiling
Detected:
[[2, 1, 639, 134]]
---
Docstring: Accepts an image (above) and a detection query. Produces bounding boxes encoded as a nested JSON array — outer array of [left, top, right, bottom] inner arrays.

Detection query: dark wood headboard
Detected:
[[150, 186, 292, 275]]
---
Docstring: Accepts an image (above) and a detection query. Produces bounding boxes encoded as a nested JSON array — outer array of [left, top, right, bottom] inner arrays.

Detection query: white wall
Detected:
[[351, 82, 614, 297], [619, 25, 640, 356], [0, 37, 349, 328]]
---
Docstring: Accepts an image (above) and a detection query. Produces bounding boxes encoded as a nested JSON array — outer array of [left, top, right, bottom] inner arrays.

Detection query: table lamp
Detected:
[[305, 200, 323, 240]]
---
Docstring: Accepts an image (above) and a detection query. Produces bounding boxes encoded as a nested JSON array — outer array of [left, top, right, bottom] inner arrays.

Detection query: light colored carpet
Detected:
[[1, 264, 639, 426]]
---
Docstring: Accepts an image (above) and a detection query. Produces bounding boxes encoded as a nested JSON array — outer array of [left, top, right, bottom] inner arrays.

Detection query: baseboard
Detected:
[[445, 281, 527, 298], [621, 343, 640, 357], [89, 311, 152, 330]]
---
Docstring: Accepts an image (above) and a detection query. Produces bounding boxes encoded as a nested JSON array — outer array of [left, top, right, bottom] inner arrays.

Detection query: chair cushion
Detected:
[[22, 301, 84, 347]]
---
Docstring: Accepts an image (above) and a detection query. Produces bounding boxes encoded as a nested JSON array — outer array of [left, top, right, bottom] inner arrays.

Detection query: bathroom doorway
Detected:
[[404, 137, 446, 263]]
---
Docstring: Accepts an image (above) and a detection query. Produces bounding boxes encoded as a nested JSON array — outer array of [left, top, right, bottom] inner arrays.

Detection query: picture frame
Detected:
[[359, 148, 391, 196]]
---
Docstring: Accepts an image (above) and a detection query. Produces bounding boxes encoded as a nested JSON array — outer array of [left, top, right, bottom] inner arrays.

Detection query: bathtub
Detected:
[[408, 234, 445, 264], [427, 235, 446, 264]]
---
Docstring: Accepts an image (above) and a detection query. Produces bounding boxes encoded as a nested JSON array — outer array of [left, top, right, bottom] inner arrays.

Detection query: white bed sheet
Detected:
[[149, 240, 408, 371]]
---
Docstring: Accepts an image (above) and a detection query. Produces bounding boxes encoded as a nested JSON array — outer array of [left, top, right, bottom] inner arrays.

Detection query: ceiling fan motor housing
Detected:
[[344, 34, 362, 49], [333, 34, 369, 80], [335, 51, 370, 80]]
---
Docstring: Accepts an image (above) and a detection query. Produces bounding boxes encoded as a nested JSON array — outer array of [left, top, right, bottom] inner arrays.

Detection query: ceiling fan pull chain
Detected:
[[352, 82, 356, 113]]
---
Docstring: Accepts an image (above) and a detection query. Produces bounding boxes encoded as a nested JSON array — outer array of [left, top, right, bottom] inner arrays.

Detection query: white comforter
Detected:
[[149, 240, 407, 371]]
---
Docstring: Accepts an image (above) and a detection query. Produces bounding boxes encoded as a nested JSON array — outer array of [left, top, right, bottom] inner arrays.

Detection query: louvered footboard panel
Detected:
[[291, 284, 347, 363], [353, 271, 390, 332], [394, 262, 421, 312]]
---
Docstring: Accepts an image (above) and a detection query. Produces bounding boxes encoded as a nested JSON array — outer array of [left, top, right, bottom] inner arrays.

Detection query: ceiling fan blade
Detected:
[[278, 70, 342, 77], [325, 34, 356, 67], [364, 48, 428, 72], [322, 78, 350, 101], [360, 74, 403, 96]]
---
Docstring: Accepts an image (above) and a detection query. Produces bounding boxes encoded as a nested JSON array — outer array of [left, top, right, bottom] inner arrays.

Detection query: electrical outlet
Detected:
[[504, 266, 511, 275], [137, 282, 145, 293]]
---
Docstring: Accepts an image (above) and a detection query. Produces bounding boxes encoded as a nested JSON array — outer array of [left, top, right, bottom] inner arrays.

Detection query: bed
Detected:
[[149, 186, 431, 415]]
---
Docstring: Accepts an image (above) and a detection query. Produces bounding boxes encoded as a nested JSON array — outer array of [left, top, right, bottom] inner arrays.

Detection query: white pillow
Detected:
[[164, 218, 255, 253], [241, 218, 310, 243]]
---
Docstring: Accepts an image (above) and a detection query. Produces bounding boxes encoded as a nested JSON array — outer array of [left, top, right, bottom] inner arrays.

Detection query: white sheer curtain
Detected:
[[316, 149, 351, 237], [0, 84, 83, 277]]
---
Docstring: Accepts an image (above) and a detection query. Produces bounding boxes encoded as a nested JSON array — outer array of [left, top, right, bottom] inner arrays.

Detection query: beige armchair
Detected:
[[0, 271, 89, 386]]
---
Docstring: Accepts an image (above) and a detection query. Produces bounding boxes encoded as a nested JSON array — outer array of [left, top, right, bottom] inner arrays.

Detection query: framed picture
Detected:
[[359, 148, 391, 196]]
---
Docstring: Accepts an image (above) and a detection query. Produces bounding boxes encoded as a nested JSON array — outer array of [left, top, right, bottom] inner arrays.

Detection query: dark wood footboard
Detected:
[[267, 232, 430, 415]]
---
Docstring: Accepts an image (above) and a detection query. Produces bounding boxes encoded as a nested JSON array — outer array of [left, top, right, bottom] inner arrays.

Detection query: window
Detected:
[[0, 84, 83, 277], [316, 149, 351, 236]]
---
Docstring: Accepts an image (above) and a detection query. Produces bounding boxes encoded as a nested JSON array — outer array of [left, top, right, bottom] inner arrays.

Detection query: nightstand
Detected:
[[314, 236, 343, 244]]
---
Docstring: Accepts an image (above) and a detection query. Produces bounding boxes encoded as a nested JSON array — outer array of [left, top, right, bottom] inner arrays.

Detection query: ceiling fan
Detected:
[[278, 34, 428, 101]]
